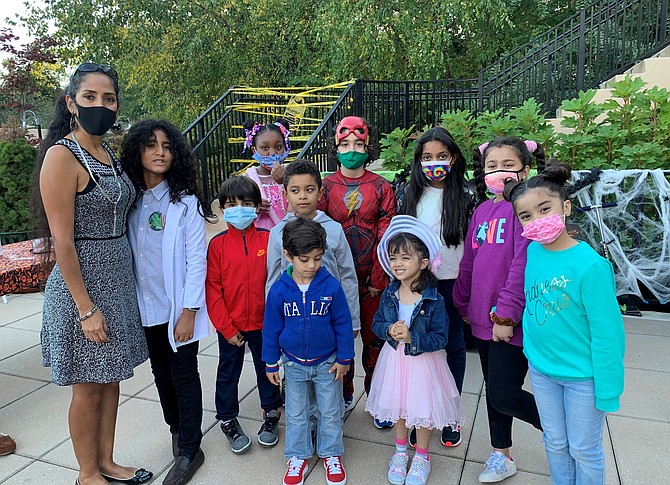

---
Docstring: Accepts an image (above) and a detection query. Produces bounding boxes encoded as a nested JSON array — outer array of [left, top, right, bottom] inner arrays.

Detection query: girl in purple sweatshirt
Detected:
[[453, 137, 544, 483]]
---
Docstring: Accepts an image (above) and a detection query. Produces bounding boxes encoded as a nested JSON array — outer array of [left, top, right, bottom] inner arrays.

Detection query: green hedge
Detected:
[[0, 139, 37, 232]]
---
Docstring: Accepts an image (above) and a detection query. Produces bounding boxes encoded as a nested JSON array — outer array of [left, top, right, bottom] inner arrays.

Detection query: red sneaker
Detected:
[[284, 457, 308, 485], [323, 456, 346, 485]]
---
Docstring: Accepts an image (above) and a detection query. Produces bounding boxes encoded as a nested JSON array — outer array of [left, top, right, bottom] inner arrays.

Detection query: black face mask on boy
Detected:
[[75, 102, 117, 136]]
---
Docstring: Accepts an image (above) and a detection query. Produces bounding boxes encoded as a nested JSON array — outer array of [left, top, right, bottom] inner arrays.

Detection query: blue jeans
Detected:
[[283, 354, 344, 459], [529, 365, 606, 485]]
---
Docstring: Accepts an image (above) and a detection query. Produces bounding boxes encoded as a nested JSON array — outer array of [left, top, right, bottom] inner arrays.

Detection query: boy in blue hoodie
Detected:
[[263, 217, 354, 485]]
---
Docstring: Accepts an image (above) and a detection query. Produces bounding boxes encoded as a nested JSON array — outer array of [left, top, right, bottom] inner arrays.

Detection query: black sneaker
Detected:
[[258, 409, 281, 447], [220, 418, 251, 454], [409, 428, 416, 448], [441, 425, 462, 447]]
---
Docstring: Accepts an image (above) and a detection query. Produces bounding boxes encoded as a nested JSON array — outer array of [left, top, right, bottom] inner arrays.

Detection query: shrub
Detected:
[[0, 138, 37, 232]]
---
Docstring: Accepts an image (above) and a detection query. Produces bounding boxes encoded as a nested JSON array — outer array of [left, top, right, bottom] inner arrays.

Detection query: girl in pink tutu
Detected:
[[365, 215, 463, 485]]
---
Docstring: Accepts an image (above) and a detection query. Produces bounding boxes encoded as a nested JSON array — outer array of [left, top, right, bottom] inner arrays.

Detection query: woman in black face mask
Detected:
[[31, 64, 152, 485]]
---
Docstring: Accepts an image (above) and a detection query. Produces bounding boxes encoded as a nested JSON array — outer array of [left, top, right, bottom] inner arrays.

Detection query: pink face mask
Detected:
[[520, 213, 566, 244], [484, 170, 522, 195]]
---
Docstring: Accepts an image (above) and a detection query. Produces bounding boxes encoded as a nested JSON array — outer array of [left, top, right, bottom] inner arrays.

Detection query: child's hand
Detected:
[[266, 371, 281, 385], [368, 286, 381, 298], [271, 163, 285, 183], [258, 199, 271, 214], [492, 323, 513, 343], [227, 332, 245, 347], [329, 362, 349, 381], [389, 320, 409, 341], [174, 310, 196, 342]]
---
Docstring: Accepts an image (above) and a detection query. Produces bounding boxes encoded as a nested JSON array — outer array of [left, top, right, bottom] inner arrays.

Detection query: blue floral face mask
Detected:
[[223, 205, 258, 230], [252, 150, 289, 170]]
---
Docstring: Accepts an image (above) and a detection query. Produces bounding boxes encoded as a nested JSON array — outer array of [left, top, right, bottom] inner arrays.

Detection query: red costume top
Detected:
[[318, 170, 396, 291], [205, 225, 269, 339]]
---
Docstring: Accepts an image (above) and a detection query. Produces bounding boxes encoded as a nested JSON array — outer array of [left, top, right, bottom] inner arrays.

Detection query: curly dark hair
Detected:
[[120, 119, 216, 222], [326, 117, 380, 168], [242, 118, 291, 153], [473, 136, 546, 202], [283, 158, 322, 189]]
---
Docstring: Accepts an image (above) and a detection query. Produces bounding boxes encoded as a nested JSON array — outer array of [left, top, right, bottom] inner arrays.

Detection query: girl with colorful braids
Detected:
[[318, 116, 396, 423], [453, 136, 545, 482], [243, 118, 291, 230]]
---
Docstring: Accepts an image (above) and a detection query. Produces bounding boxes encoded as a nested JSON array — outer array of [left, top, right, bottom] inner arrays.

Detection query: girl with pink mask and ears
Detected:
[[453, 136, 546, 483], [504, 160, 624, 485]]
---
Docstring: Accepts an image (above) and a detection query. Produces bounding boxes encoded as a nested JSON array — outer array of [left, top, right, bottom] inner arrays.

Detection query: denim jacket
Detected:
[[372, 281, 449, 356]]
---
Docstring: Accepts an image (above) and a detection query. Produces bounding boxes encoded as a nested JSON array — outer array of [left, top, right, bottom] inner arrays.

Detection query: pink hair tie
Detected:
[[524, 140, 538, 153], [478, 142, 489, 155]]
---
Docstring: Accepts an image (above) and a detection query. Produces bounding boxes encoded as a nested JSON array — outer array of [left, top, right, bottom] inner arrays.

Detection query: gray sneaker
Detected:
[[220, 418, 251, 454], [258, 409, 281, 447]]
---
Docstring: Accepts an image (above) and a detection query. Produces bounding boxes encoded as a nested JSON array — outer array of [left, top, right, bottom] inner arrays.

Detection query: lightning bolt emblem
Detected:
[[346, 187, 360, 216]]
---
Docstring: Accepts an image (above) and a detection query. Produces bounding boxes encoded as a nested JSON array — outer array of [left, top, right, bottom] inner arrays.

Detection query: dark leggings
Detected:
[[475, 337, 543, 449], [437, 279, 466, 394]]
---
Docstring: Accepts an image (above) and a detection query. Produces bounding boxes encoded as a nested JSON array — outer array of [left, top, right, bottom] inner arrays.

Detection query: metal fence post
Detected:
[[196, 122, 211, 202], [403, 82, 410, 129], [477, 71, 484, 114], [577, 10, 586, 92], [661, 0, 669, 44]]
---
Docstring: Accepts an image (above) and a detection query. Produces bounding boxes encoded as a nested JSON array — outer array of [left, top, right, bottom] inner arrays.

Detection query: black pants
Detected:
[[215, 329, 283, 421], [475, 337, 543, 449], [144, 324, 203, 460], [437, 279, 466, 394]]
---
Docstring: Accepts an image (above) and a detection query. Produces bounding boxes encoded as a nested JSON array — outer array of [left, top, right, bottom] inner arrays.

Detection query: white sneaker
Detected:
[[405, 454, 431, 485], [387, 452, 408, 485], [478, 451, 517, 483]]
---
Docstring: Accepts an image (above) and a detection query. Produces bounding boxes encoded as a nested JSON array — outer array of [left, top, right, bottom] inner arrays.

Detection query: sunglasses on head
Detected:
[[73, 63, 118, 83]]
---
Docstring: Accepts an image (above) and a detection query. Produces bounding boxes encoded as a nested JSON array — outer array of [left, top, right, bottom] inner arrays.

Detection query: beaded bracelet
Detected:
[[79, 305, 99, 322]]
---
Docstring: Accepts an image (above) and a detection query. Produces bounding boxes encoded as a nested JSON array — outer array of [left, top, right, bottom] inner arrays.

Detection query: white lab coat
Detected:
[[133, 193, 213, 351]]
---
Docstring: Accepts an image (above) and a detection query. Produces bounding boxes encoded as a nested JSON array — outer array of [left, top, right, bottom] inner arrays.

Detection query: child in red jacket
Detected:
[[206, 176, 283, 455]]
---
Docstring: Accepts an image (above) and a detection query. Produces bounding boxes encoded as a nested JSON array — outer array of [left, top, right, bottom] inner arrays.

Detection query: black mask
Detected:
[[75, 102, 117, 136]]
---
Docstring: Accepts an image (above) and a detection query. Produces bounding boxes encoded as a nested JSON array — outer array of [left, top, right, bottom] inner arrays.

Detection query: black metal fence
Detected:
[[186, 0, 669, 201]]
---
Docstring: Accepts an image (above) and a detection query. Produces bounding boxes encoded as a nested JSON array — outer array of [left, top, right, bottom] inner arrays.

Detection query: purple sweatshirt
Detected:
[[453, 199, 529, 346]]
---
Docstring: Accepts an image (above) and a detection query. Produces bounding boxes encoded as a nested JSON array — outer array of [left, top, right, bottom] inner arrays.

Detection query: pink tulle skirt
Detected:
[[365, 341, 464, 430]]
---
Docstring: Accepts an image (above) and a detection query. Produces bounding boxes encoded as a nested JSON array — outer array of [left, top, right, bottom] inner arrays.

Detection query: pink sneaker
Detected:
[[323, 456, 346, 485], [284, 457, 308, 485]]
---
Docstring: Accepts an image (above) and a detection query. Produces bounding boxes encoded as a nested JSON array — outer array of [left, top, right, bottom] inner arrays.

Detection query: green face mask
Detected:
[[337, 150, 369, 170]]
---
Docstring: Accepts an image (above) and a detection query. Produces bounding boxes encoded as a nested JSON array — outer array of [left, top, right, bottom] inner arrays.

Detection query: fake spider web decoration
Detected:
[[569, 169, 670, 304]]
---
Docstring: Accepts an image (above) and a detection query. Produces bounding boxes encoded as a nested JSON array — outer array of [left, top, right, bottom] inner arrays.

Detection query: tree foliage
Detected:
[[0, 135, 37, 232], [21, 0, 583, 127]]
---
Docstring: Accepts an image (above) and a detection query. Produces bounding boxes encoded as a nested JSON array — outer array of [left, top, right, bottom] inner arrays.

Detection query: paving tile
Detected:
[[609, 415, 669, 485], [461, 460, 551, 484], [614, 367, 670, 422], [462, 350, 484, 396], [623, 312, 670, 337], [342, 391, 479, 461], [1, 460, 77, 485], [623, 333, 670, 372], [4, 314, 41, 333], [119, 359, 154, 397], [0, 454, 33, 482], [0, 298, 44, 327], [0, 384, 72, 459], [0, 328, 40, 361], [0, 346, 52, 383], [309, 437, 463, 485], [0, 374, 46, 409], [137, 353, 254, 414], [466, 391, 547, 475]]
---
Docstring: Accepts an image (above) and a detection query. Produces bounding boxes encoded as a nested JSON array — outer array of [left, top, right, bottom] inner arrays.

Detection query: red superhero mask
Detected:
[[335, 116, 369, 146]]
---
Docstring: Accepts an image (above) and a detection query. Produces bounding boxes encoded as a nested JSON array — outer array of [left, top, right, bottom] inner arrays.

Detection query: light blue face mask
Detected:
[[223, 205, 258, 230], [252, 150, 289, 170]]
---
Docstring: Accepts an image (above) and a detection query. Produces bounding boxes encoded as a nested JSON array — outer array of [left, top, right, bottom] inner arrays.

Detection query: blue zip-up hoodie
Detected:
[[372, 281, 449, 356], [263, 266, 355, 372]]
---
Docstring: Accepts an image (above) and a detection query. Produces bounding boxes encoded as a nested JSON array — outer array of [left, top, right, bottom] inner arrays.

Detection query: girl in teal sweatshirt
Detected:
[[504, 160, 625, 485]]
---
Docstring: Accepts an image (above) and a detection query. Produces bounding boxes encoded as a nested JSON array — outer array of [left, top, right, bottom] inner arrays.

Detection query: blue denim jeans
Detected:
[[529, 364, 606, 485], [283, 354, 344, 459]]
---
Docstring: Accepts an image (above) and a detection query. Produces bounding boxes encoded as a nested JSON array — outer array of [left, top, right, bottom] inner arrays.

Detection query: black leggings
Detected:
[[475, 337, 543, 449]]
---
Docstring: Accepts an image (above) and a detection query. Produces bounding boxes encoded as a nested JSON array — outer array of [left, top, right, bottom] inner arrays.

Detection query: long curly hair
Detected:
[[120, 119, 216, 222], [400, 127, 475, 247], [29, 67, 121, 246]]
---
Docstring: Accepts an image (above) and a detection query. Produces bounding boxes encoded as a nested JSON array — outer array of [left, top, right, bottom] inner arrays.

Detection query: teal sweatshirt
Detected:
[[522, 241, 625, 412]]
